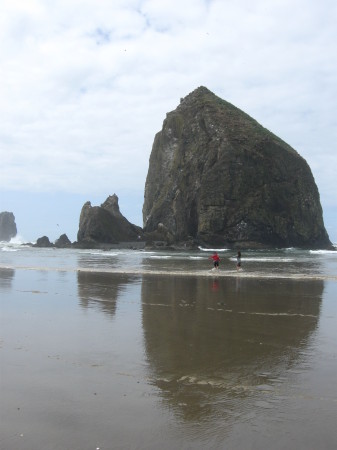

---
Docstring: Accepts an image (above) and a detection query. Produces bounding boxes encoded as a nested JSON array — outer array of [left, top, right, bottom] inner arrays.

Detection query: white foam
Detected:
[[98, 252, 120, 257], [150, 255, 206, 260], [1, 263, 336, 281], [1, 246, 18, 252], [0, 235, 28, 251], [198, 246, 229, 252], [81, 250, 122, 257], [9, 235, 26, 245], [229, 257, 294, 262], [310, 249, 337, 255]]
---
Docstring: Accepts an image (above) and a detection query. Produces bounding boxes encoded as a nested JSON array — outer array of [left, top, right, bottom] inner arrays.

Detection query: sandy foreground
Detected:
[[1, 268, 337, 450]]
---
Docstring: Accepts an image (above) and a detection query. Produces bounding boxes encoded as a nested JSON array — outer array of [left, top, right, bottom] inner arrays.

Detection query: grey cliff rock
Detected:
[[55, 233, 72, 248], [34, 236, 54, 247], [143, 86, 331, 249], [0, 211, 17, 242], [77, 194, 143, 245]]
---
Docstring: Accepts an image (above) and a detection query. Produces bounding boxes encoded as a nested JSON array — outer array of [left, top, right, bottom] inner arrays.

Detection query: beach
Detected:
[[1, 245, 337, 449]]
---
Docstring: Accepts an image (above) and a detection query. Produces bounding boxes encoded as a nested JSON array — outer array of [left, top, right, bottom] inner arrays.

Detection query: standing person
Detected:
[[236, 251, 242, 271], [209, 252, 220, 270]]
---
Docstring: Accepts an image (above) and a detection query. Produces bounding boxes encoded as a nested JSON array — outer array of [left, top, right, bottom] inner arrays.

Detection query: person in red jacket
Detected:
[[209, 252, 220, 270]]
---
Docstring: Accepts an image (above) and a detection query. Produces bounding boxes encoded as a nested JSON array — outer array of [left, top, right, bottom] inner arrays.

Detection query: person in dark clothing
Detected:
[[236, 251, 242, 271]]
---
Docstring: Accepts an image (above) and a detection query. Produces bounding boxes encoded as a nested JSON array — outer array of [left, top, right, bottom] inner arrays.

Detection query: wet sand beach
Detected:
[[1, 266, 337, 450]]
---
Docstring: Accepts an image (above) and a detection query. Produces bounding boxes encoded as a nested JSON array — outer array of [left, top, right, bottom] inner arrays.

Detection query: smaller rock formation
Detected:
[[34, 236, 54, 248], [55, 234, 72, 248], [77, 194, 143, 245], [0, 211, 17, 242]]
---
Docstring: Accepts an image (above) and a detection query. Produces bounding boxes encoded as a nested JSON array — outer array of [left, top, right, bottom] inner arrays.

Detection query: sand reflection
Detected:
[[77, 271, 136, 317], [141, 276, 323, 421], [0, 267, 15, 290]]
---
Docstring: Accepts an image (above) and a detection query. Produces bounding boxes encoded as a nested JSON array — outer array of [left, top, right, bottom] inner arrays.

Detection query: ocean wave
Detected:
[[1, 235, 28, 251], [81, 249, 132, 257], [1, 246, 19, 252], [310, 249, 336, 255], [198, 246, 229, 252], [228, 257, 294, 262], [10, 235, 28, 245], [150, 255, 206, 260]]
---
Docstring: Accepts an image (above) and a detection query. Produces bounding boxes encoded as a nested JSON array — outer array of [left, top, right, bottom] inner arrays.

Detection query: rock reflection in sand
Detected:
[[77, 271, 139, 317], [141, 276, 323, 422], [2, 269, 335, 450], [0, 267, 15, 289]]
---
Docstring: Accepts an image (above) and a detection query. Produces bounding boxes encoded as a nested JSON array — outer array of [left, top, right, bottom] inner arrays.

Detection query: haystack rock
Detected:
[[77, 194, 143, 245], [0, 211, 17, 242], [143, 86, 331, 249]]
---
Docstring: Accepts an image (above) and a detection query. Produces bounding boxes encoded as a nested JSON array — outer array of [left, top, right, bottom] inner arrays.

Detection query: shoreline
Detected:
[[1, 264, 336, 282]]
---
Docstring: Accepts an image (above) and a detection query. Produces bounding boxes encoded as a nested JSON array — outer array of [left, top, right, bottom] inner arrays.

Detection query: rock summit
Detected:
[[77, 194, 143, 245], [143, 86, 331, 248]]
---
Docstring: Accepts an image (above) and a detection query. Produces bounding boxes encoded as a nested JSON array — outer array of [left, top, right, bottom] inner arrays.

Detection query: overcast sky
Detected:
[[1, 0, 336, 243]]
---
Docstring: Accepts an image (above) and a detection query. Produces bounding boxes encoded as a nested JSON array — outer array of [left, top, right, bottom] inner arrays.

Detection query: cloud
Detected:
[[0, 0, 336, 220]]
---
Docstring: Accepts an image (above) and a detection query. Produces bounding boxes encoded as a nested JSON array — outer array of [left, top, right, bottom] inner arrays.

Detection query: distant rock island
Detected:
[[76, 194, 143, 247], [0, 211, 17, 242], [30, 195, 144, 249], [143, 86, 331, 249]]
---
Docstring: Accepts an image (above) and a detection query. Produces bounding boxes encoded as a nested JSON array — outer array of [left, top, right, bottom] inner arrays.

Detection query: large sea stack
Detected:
[[0, 211, 17, 242], [77, 194, 142, 245], [143, 87, 331, 249]]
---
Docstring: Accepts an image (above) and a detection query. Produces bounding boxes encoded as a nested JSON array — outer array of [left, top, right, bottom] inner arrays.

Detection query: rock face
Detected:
[[34, 236, 54, 247], [0, 212, 17, 242], [77, 194, 142, 244], [143, 86, 331, 248], [55, 234, 72, 248]]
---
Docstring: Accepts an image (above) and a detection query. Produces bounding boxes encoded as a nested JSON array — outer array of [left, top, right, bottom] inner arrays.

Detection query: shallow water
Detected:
[[1, 267, 337, 449], [1, 244, 337, 280]]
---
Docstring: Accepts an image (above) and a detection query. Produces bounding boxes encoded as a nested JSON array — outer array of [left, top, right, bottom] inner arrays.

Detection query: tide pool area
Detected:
[[1, 263, 337, 449]]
